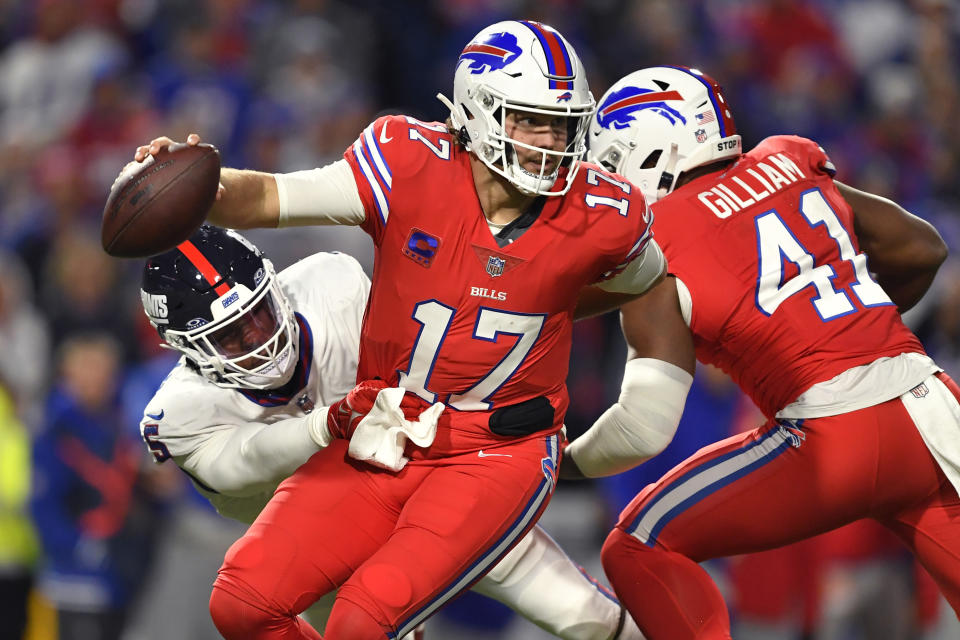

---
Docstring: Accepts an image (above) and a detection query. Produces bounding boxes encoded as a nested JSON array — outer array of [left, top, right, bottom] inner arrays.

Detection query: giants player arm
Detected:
[[839, 181, 948, 312], [142, 398, 336, 497], [562, 276, 695, 479], [175, 412, 336, 496]]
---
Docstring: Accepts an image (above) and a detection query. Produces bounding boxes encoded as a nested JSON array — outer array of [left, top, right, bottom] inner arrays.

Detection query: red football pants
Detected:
[[603, 373, 960, 640], [210, 434, 561, 639]]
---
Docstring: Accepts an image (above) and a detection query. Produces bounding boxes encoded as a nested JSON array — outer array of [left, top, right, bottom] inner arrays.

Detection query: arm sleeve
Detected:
[[175, 408, 332, 496], [566, 358, 692, 478], [597, 240, 667, 295], [274, 159, 366, 227]]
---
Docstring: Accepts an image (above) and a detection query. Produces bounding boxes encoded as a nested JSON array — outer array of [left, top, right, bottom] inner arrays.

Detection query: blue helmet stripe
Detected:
[[518, 20, 573, 89], [662, 65, 728, 137]]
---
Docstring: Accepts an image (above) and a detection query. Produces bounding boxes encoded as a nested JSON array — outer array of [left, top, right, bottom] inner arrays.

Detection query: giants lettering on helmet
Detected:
[[141, 291, 169, 323]]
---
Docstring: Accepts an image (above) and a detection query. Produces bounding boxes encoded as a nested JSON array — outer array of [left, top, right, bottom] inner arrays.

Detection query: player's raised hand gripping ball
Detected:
[[102, 142, 220, 257]]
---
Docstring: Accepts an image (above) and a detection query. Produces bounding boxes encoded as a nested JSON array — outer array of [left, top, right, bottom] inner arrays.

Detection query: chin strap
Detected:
[[656, 142, 680, 201], [436, 93, 472, 148], [209, 354, 227, 375]]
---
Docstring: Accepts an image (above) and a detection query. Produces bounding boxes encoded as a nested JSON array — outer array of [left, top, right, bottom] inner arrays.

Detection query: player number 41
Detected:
[[755, 187, 891, 320]]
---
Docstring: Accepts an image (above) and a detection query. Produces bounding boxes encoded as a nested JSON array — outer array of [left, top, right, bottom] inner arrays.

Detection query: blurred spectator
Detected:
[[916, 259, 960, 376], [39, 232, 138, 363], [117, 344, 234, 640], [0, 383, 40, 640], [742, 0, 848, 82], [0, 250, 50, 423], [30, 333, 159, 640], [0, 0, 127, 150], [65, 65, 162, 224], [144, 9, 255, 161], [814, 521, 917, 640]]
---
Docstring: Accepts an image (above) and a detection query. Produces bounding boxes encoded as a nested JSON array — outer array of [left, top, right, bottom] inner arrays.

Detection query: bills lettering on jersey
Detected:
[[696, 152, 805, 219], [471, 287, 507, 301]]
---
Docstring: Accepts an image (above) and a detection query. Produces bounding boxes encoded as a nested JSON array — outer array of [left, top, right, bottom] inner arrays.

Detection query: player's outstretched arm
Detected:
[[472, 525, 645, 640], [175, 410, 334, 496], [134, 134, 367, 230], [562, 277, 695, 479], [840, 181, 948, 312], [134, 133, 281, 229]]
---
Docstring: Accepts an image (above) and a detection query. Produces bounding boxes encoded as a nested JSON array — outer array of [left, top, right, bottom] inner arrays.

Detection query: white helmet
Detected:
[[589, 66, 741, 204], [438, 20, 595, 196]]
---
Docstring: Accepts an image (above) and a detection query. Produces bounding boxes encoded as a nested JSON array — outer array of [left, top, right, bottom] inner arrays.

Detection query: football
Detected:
[[101, 142, 221, 258]]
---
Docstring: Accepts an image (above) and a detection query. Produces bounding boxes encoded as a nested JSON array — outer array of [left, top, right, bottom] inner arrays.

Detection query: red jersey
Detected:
[[344, 115, 652, 435], [652, 135, 925, 418]]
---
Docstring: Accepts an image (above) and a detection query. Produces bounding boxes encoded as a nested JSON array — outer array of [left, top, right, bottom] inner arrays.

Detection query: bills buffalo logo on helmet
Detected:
[[459, 31, 523, 74], [596, 86, 686, 130], [556, 91, 573, 102]]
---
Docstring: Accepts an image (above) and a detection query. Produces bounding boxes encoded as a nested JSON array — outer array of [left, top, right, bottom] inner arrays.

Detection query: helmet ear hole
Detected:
[[640, 150, 662, 169], [599, 160, 617, 173]]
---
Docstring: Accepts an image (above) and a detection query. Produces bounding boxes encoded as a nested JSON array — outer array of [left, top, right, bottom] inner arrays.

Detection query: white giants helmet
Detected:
[[439, 20, 595, 196], [590, 66, 742, 204]]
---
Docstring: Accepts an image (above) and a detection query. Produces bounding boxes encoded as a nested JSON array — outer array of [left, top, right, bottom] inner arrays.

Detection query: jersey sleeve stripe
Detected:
[[600, 226, 653, 280], [403, 116, 449, 132], [362, 125, 393, 190], [620, 226, 653, 265], [519, 21, 573, 90], [352, 138, 389, 225], [664, 65, 736, 137]]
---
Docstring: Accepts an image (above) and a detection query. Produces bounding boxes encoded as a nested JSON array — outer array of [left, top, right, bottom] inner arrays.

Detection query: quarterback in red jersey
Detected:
[[563, 65, 960, 640], [132, 20, 661, 640]]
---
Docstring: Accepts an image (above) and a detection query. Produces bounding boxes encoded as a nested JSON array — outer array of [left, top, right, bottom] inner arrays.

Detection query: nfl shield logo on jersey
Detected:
[[296, 394, 315, 413], [910, 383, 929, 398], [486, 256, 506, 277]]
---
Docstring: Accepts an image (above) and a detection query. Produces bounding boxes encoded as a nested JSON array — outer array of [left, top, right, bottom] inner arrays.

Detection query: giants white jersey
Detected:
[[140, 252, 370, 522]]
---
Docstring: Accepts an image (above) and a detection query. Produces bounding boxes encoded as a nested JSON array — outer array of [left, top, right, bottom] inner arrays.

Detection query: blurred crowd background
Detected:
[[1, 0, 959, 638]]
